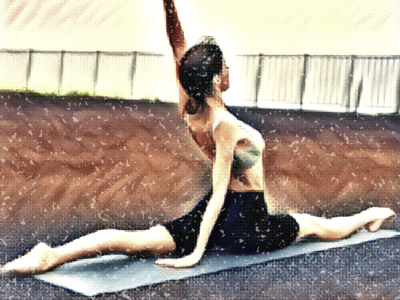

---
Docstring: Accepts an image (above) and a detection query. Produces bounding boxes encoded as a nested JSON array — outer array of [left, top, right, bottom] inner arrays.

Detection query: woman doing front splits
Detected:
[[3, 0, 396, 273]]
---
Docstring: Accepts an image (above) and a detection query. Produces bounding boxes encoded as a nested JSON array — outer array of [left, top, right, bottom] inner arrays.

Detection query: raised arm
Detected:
[[156, 121, 236, 267], [163, 0, 186, 60], [163, 0, 189, 117]]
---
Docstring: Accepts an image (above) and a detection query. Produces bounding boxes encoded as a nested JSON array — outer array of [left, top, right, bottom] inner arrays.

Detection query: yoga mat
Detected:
[[34, 229, 400, 296]]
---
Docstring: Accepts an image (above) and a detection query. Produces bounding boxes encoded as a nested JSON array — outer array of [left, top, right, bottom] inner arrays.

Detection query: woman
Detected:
[[3, 0, 395, 273]]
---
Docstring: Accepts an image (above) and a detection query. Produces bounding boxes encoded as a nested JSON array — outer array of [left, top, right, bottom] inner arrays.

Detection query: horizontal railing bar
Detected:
[[0, 49, 164, 56]]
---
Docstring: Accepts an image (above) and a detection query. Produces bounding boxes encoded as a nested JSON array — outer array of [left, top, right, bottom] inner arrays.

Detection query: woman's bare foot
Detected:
[[2, 242, 55, 274], [364, 207, 396, 232]]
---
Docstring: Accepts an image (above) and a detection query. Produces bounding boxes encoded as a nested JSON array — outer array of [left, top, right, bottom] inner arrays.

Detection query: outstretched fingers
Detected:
[[155, 253, 201, 268]]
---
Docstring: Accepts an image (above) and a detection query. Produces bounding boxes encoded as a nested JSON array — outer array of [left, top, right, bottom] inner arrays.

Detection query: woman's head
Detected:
[[179, 37, 229, 114]]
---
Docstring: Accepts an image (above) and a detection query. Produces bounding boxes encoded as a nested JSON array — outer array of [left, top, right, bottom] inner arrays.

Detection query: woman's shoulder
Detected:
[[186, 108, 246, 141], [212, 112, 265, 146], [210, 114, 233, 135], [210, 111, 249, 136]]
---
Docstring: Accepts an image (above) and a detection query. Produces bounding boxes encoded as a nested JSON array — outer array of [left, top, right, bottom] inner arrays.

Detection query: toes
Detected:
[[367, 220, 384, 232], [3, 243, 53, 274], [366, 208, 396, 232]]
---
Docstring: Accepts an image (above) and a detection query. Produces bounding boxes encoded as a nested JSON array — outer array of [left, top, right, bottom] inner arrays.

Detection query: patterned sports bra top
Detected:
[[211, 115, 264, 174]]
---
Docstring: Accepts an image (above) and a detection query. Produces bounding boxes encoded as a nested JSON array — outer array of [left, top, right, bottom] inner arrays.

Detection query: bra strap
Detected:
[[211, 116, 228, 136]]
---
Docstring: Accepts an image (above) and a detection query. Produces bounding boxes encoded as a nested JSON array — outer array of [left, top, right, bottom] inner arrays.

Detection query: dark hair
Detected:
[[179, 37, 223, 114]]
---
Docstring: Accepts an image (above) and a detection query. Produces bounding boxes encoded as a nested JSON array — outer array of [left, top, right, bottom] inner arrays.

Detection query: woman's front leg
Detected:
[[3, 225, 176, 274]]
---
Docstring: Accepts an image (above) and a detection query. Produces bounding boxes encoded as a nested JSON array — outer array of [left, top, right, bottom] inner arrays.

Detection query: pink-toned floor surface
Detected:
[[1, 92, 399, 299]]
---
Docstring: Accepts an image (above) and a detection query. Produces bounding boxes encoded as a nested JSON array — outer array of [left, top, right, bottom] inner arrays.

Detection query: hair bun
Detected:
[[197, 36, 218, 45]]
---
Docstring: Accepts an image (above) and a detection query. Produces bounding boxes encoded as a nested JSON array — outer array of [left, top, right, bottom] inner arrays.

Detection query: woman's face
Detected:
[[220, 59, 230, 92]]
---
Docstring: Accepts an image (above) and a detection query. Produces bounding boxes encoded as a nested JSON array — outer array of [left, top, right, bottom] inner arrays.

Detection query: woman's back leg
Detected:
[[292, 207, 396, 241]]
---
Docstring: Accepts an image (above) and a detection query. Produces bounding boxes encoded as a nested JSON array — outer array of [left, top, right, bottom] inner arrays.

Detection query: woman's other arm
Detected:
[[162, 0, 189, 117], [156, 122, 237, 267]]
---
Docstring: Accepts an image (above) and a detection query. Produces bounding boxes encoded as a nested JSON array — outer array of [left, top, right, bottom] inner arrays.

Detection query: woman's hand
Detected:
[[155, 252, 202, 268]]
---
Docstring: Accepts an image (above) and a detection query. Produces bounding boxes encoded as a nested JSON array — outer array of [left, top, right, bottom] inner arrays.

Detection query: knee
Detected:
[[140, 226, 176, 254], [89, 229, 132, 246], [292, 213, 326, 239], [305, 217, 345, 240]]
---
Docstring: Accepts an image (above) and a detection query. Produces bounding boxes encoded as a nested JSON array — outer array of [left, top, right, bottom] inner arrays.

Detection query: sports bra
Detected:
[[211, 115, 264, 173]]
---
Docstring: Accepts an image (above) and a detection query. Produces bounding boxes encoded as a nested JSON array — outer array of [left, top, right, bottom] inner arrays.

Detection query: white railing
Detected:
[[223, 54, 400, 115], [0, 50, 399, 114], [0, 50, 178, 102]]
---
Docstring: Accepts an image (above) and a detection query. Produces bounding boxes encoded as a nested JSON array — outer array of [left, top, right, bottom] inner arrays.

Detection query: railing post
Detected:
[[299, 54, 309, 110], [396, 57, 400, 115], [58, 50, 65, 95], [26, 49, 33, 91], [254, 53, 263, 108], [93, 50, 100, 96], [397, 79, 400, 114], [130, 51, 137, 98], [346, 55, 356, 112]]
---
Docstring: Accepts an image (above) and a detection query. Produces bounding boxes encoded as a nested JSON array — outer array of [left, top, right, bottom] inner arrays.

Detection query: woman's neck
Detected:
[[184, 93, 226, 123], [206, 93, 225, 111]]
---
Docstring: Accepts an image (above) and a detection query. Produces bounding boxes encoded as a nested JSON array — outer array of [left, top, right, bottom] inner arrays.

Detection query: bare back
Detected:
[[185, 107, 265, 192]]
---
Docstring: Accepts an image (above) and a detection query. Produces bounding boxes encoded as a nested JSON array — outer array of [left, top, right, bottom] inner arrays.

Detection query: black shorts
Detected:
[[164, 191, 300, 257]]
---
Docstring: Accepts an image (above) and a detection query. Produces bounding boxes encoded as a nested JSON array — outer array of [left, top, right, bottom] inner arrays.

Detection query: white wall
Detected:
[[1, 0, 400, 55]]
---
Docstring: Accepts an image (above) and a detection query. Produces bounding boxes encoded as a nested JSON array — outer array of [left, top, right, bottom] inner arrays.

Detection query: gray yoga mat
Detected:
[[34, 229, 400, 296]]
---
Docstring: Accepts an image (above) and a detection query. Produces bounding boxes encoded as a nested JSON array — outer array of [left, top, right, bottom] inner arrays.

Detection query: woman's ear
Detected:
[[213, 75, 222, 86]]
